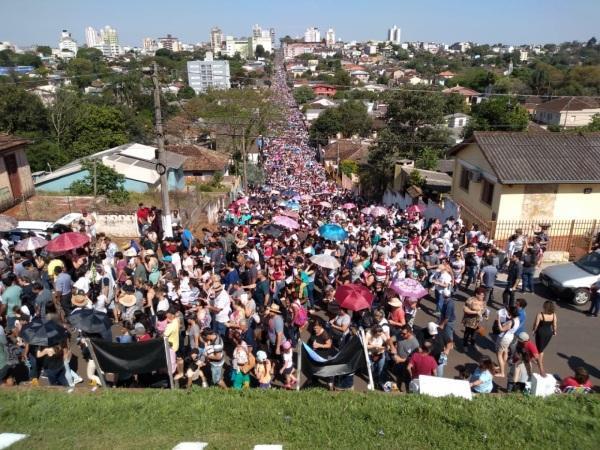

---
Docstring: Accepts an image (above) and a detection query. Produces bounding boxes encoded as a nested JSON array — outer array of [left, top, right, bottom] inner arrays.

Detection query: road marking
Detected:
[[254, 446, 283, 450], [0, 433, 28, 449]]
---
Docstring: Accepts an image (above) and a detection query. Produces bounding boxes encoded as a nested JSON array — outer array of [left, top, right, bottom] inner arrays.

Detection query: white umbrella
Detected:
[[310, 254, 341, 270]]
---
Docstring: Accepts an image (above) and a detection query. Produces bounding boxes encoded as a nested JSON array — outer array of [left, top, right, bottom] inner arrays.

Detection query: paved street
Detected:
[[329, 274, 600, 392]]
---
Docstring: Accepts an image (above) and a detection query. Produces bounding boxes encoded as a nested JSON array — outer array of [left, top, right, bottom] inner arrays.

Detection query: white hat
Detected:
[[518, 332, 530, 342], [427, 322, 439, 335], [256, 350, 267, 362]]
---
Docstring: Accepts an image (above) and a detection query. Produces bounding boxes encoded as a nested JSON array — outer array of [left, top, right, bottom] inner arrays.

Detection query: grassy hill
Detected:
[[1, 389, 599, 449]]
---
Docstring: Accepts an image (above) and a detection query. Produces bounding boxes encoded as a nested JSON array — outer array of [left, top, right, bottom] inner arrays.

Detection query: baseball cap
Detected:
[[427, 322, 439, 335], [256, 350, 267, 362], [518, 332, 530, 342]]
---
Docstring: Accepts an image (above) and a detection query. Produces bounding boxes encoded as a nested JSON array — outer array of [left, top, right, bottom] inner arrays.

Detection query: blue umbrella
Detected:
[[285, 200, 300, 211], [319, 224, 348, 242], [282, 189, 298, 197]]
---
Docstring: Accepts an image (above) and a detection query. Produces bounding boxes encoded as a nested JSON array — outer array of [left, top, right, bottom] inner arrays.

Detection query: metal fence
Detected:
[[490, 219, 600, 259]]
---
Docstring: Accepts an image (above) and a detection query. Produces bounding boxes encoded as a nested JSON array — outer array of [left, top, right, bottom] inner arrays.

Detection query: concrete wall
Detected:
[[36, 170, 88, 192], [497, 183, 600, 221], [96, 213, 138, 236]]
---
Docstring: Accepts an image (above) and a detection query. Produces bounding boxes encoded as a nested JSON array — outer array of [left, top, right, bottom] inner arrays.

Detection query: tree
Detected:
[[76, 47, 104, 63], [333, 69, 351, 86], [68, 103, 129, 159], [26, 140, 69, 172], [339, 160, 358, 177], [70, 160, 129, 204], [177, 86, 196, 99], [255, 44, 266, 58], [309, 100, 372, 145], [0, 85, 48, 133], [48, 89, 79, 150], [444, 92, 468, 115], [36, 46, 52, 56], [586, 114, 600, 131], [464, 97, 529, 138], [416, 147, 440, 171], [293, 85, 315, 104]]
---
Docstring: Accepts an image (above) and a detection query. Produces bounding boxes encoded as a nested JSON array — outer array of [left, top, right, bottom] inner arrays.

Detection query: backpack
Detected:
[[292, 301, 308, 327]]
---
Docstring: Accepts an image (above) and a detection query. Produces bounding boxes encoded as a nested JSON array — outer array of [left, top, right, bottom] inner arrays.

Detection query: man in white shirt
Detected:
[[209, 282, 231, 338]]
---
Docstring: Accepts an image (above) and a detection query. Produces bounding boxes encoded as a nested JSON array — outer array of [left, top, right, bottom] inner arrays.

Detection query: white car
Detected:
[[10, 213, 84, 242], [539, 250, 600, 306]]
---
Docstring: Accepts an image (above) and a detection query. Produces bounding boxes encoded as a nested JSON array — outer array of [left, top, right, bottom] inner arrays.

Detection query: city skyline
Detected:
[[2, 0, 600, 48]]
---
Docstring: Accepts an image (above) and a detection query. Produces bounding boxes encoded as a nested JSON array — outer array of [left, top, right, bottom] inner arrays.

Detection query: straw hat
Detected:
[[72, 294, 89, 307], [118, 293, 137, 307], [235, 239, 248, 249], [124, 247, 137, 257], [388, 297, 403, 308], [267, 304, 282, 314], [145, 249, 155, 256], [212, 281, 223, 293]]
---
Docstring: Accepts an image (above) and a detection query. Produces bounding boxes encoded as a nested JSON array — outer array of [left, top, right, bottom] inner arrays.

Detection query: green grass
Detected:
[[1, 389, 599, 449]]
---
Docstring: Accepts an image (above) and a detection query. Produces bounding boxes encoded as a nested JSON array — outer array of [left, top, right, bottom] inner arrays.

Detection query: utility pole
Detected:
[[93, 159, 97, 199], [241, 132, 248, 191], [152, 62, 173, 238]]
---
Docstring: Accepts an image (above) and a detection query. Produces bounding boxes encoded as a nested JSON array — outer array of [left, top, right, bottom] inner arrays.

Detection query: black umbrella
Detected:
[[20, 319, 68, 347], [68, 309, 113, 335], [261, 224, 284, 238]]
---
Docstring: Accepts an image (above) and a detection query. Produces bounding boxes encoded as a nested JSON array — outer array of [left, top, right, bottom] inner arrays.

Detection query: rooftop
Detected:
[[443, 85, 480, 96], [0, 134, 29, 152], [450, 131, 600, 184], [323, 140, 370, 162], [166, 145, 230, 172], [535, 96, 600, 113]]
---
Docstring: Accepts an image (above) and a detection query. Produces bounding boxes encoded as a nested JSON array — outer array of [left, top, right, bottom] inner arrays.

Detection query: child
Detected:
[[280, 341, 297, 389], [254, 350, 273, 389]]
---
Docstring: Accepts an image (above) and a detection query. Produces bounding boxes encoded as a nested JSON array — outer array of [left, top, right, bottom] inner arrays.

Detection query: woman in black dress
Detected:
[[533, 301, 557, 369]]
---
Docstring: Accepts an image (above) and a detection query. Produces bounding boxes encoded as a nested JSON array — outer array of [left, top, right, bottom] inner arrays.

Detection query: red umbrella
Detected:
[[335, 283, 374, 311], [46, 232, 90, 253]]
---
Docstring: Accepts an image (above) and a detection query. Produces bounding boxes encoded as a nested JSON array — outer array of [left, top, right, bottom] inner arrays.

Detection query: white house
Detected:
[[534, 97, 600, 128]]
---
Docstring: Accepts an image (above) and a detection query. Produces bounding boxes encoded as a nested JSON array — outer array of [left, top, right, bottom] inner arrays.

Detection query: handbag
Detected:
[[477, 325, 486, 336]]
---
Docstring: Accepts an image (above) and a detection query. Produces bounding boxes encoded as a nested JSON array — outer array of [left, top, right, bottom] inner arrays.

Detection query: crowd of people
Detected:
[[0, 59, 595, 395]]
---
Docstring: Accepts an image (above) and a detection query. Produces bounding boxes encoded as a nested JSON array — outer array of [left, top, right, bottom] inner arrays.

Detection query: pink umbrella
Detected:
[[281, 210, 299, 219], [370, 206, 388, 217], [335, 283, 374, 311], [301, 194, 313, 201], [46, 232, 90, 253], [390, 278, 428, 299], [272, 215, 300, 230], [319, 201, 332, 208], [361, 207, 372, 215], [236, 197, 249, 205], [342, 203, 356, 210], [407, 204, 425, 214]]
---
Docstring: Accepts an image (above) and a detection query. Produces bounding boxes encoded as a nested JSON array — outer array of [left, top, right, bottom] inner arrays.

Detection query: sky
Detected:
[[2, 0, 599, 48]]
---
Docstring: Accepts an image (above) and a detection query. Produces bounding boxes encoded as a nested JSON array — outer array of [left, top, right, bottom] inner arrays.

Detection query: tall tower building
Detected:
[[325, 28, 336, 47], [85, 26, 99, 47], [270, 28, 276, 49], [210, 27, 224, 52], [387, 25, 401, 44], [252, 24, 262, 38], [304, 27, 321, 43], [59, 29, 78, 55], [100, 25, 119, 45]]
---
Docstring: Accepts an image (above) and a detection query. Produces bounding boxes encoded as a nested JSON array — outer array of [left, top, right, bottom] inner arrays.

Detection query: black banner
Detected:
[[90, 338, 167, 374], [301, 335, 367, 378]]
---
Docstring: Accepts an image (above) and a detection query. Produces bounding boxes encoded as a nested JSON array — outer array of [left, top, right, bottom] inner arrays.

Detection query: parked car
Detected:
[[9, 213, 84, 243], [539, 250, 600, 306]]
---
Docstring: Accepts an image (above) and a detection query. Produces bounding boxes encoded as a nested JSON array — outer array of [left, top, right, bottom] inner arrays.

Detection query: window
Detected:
[[481, 179, 494, 206], [459, 166, 470, 191]]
